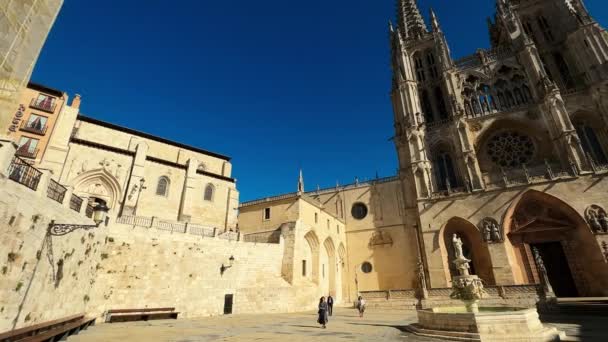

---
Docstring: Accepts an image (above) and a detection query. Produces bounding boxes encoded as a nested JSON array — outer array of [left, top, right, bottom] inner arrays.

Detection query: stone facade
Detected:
[[0, 142, 320, 331], [38, 111, 239, 231], [240, 0, 608, 304]]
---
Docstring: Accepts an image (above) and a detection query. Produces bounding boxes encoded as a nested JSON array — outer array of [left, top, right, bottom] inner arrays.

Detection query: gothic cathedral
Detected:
[[391, 0, 608, 297]]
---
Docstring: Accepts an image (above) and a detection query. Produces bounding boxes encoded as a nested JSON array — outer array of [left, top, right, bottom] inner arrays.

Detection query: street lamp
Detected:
[[220, 255, 235, 275], [48, 203, 110, 236]]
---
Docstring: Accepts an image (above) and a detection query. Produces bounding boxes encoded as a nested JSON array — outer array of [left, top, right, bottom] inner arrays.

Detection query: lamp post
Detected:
[[220, 255, 235, 275], [48, 203, 109, 236], [133, 178, 146, 216]]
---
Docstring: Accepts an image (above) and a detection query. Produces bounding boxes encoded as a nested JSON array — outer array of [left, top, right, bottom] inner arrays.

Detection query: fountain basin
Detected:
[[406, 306, 565, 341]]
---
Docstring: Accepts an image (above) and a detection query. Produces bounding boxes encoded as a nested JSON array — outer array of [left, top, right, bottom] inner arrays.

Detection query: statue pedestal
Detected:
[[450, 275, 487, 313]]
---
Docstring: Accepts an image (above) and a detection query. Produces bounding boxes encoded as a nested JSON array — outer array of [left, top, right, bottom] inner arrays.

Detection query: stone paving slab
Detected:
[[66, 309, 608, 342]]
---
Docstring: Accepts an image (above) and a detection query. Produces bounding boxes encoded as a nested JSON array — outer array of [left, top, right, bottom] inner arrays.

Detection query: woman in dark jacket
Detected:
[[317, 297, 329, 328]]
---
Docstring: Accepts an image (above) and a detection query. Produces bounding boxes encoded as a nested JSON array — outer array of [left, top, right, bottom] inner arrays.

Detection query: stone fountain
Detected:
[[405, 234, 565, 342]]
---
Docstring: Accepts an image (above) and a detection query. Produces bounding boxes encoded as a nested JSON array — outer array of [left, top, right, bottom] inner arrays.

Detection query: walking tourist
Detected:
[[317, 297, 329, 329], [357, 296, 366, 318], [327, 295, 334, 316]]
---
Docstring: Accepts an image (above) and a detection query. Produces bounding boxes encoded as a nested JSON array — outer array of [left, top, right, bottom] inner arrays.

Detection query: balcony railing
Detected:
[[15, 147, 39, 159], [69, 194, 84, 212], [30, 98, 56, 113], [19, 120, 47, 135], [7, 156, 42, 191], [47, 179, 67, 203]]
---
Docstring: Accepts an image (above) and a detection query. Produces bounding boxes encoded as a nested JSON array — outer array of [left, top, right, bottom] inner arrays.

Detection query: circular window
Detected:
[[351, 203, 368, 220], [361, 262, 373, 273], [486, 131, 535, 168]]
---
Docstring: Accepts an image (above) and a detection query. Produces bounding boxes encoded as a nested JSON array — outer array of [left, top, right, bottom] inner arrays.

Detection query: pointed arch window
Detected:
[[433, 150, 458, 191], [537, 15, 554, 42], [420, 89, 434, 123], [156, 177, 170, 197], [435, 87, 448, 119], [336, 197, 344, 218], [575, 123, 607, 165], [553, 52, 574, 89], [204, 183, 215, 201], [427, 51, 438, 79], [414, 53, 426, 82]]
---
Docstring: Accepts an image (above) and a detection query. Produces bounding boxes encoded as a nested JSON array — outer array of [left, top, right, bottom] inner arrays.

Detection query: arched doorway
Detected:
[[440, 217, 495, 286], [337, 243, 347, 303], [323, 237, 337, 298], [71, 169, 122, 212], [303, 231, 320, 284], [504, 190, 608, 297]]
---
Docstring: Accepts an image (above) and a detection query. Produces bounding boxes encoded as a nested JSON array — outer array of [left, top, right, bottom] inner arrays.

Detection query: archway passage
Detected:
[[505, 190, 608, 297], [441, 217, 495, 286]]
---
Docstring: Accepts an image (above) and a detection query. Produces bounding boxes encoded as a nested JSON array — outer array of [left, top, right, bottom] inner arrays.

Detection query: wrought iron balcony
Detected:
[[30, 98, 56, 113], [19, 120, 47, 135]]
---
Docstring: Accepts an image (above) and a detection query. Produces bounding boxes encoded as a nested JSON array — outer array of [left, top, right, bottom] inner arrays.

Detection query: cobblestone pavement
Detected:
[[67, 308, 608, 341]]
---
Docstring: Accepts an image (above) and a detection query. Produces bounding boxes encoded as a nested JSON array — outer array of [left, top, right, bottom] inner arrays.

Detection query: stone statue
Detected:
[[532, 247, 555, 298], [483, 222, 491, 242], [588, 211, 602, 233], [490, 222, 501, 242], [452, 234, 464, 259], [599, 211, 608, 233], [602, 241, 608, 262]]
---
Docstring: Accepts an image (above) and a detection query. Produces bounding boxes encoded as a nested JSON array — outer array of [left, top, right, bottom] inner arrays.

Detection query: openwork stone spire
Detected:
[[397, 0, 428, 40]]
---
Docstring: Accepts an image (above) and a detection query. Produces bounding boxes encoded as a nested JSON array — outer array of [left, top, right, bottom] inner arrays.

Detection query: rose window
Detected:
[[486, 131, 535, 168]]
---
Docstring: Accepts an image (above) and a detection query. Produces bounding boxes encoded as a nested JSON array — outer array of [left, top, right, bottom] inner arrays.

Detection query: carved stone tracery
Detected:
[[368, 231, 393, 248]]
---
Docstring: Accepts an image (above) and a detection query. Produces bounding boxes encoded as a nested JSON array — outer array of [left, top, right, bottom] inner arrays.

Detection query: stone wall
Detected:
[[0, 153, 320, 331], [87, 223, 318, 319], [0, 175, 105, 332]]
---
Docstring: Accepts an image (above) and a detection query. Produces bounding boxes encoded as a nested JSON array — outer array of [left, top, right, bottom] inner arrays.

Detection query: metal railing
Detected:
[[15, 147, 39, 159], [47, 179, 67, 203], [19, 120, 47, 135], [188, 223, 216, 238], [30, 98, 56, 113], [69, 194, 84, 212], [153, 219, 187, 233], [7, 156, 42, 190], [116, 215, 153, 227]]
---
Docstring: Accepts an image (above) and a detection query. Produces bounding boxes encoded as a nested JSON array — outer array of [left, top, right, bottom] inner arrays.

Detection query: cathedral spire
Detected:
[[397, 0, 428, 40], [297, 169, 304, 194], [430, 8, 441, 33]]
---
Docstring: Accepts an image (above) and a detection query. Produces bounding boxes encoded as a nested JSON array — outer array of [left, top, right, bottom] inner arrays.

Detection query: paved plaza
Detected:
[[65, 308, 608, 342]]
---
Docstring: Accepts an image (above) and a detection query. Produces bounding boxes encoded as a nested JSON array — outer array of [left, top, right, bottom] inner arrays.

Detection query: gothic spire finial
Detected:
[[298, 169, 304, 194], [397, 0, 428, 40], [430, 8, 441, 33]]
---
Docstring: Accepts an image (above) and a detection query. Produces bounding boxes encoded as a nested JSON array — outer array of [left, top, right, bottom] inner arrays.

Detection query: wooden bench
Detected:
[[105, 308, 179, 323], [0, 313, 95, 342]]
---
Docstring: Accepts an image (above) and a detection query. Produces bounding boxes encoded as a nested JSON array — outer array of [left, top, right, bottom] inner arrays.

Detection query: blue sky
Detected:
[[33, 1, 608, 202]]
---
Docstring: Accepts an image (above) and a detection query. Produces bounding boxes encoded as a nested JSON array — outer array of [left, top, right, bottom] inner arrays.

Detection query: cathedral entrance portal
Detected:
[[504, 190, 608, 297], [530, 242, 578, 297]]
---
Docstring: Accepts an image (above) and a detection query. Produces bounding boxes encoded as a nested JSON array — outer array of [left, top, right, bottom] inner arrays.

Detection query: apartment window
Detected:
[[302, 260, 307, 276], [16, 137, 39, 159], [22, 114, 48, 134], [264, 207, 271, 220], [32, 94, 56, 112]]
